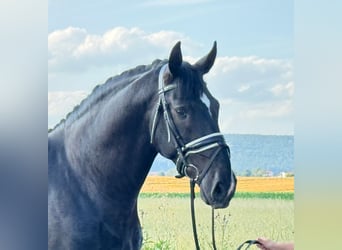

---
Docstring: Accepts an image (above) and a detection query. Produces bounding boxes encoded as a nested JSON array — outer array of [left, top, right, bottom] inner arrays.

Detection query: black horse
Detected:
[[48, 41, 237, 249]]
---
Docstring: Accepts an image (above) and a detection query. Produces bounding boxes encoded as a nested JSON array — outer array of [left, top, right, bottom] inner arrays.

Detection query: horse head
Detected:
[[151, 41, 236, 209]]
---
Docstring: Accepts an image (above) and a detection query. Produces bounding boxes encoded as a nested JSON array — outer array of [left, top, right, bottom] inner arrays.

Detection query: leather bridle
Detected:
[[150, 64, 231, 182], [150, 64, 232, 249], [150, 64, 260, 250]]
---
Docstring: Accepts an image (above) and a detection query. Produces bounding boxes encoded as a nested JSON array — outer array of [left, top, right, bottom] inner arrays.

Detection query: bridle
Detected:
[[150, 64, 259, 250], [150, 64, 230, 182]]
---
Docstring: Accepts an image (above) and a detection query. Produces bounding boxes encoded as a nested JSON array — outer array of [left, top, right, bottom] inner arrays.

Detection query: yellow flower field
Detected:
[[141, 176, 294, 193]]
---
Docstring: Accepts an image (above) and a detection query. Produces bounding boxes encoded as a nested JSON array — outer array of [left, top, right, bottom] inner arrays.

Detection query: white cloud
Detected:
[[48, 26, 195, 73], [145, 30, 187, 48], [48, 90, 89, 116], [270, 81, 294, 97], [218, 99, 293, 135], [205, 56, 293, 102], [203, 56, 293, 134], [48, 27, 87, 68], [242, 100, 293, 119], [210, 56, 292, 83], [48, 26, 293, 134], [238, 84, 250, 93]]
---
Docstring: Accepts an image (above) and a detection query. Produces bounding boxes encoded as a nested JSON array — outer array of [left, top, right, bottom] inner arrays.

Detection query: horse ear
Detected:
[[194, 41, 217, 74], [168, 41, 183, 76]]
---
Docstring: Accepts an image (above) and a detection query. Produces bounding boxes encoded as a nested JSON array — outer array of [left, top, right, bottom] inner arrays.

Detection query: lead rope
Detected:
[[212, 208, 217, 250], [190, 181, 259, 250], [236, 240, 260, 250], [190, 180, 217, 250], [190, 180, 200, 250]]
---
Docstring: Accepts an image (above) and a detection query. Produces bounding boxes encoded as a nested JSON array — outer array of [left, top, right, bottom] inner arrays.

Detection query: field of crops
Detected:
[[138, 196, 294, 249], [138, 177, 294, 249], [141, 176, 294, 193]]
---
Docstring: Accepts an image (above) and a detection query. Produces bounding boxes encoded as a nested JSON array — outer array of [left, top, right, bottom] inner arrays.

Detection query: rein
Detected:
[[151, 64, 258, 250], [189, 180, 260, 250]]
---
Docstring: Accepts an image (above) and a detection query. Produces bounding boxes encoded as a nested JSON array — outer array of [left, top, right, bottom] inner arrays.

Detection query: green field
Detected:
[[138, 193, 294, 250]]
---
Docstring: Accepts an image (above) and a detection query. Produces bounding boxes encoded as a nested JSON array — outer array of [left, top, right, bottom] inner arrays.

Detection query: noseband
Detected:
[[150, 64, 230, 183]]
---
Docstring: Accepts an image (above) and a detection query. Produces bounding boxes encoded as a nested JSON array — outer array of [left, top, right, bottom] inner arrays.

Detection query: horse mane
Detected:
[[49, 59, 166, 132], [49, 58, 206, 133]]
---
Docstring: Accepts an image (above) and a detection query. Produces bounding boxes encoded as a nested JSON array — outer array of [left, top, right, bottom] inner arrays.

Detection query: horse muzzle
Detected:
[[200, 170, 237, 209]]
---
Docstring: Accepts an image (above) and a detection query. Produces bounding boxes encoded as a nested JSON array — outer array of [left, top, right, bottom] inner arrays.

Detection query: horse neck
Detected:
[[63, 70, 159, 205]]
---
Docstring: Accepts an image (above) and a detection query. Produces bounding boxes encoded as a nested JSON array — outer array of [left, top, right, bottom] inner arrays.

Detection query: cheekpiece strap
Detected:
[[150, 64, 176, 143]]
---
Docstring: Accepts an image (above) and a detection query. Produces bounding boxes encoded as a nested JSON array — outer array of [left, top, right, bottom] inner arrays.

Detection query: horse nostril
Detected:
[[212, 182, 226, 201]]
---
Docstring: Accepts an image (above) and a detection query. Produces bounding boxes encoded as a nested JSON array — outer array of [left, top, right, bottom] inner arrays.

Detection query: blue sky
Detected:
[[48, 0, 293, 134]]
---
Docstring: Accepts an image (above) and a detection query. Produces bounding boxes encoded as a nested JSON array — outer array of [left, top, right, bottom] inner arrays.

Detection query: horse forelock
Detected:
[[175, 63, 205, 100]]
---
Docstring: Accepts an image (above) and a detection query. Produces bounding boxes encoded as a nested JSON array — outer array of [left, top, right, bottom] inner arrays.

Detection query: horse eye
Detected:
[[175, 107, 187, 119]]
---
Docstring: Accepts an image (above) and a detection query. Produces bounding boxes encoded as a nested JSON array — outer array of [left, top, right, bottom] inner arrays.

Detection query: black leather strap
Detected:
[[236, 240, 261, 250]]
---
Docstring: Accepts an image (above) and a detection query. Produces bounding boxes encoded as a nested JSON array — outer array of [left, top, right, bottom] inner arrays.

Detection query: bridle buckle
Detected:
[[184, 164, 199, 181]]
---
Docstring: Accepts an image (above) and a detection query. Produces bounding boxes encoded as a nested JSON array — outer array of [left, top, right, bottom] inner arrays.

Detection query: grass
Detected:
[[138, 193, 294, 250], [139, 192, 294, 200]]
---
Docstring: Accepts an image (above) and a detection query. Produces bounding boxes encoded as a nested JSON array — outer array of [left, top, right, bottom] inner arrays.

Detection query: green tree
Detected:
[[241, 169, 252, 176], [252, 168, 267, 177]]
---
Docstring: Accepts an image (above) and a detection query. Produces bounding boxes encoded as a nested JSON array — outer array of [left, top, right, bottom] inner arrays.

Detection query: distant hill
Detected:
[[149, 134, 294, 176]]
